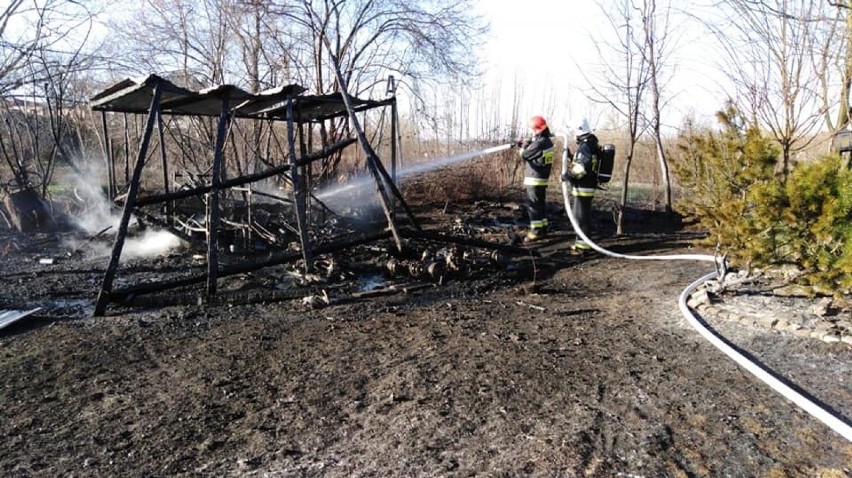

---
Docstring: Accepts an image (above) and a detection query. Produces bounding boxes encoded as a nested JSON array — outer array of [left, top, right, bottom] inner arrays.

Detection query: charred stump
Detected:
[[3, 189, 55, 232]]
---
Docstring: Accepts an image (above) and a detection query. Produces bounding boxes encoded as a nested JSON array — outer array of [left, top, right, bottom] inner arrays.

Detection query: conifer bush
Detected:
[[673, 106, 852, 294], [782, 156, 852, 290]]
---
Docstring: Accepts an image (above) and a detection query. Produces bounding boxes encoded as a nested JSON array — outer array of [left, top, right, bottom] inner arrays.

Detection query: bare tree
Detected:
[[110, 0, 235, 85], [265, 0, 487, 178], [0, 0, 97, 194], [821, 1, 852, 133], [590, 0, 650, 236], [715, 0, 827, 178], [640, 0, 676, 214], [266, 0, 486, 98], [32, 35, 100, 196]]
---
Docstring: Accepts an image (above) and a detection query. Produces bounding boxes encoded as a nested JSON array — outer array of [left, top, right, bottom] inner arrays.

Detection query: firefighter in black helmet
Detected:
[[517, 115, 555, 242], [562, 118, 599, 253]]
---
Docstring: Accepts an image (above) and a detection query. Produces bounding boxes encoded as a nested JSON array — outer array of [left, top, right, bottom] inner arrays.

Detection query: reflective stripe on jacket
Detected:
[[520, 128, 554, 184], [571, 186, 597, 197], [524, 177, 549, 186], [530, 218, 549, 230]]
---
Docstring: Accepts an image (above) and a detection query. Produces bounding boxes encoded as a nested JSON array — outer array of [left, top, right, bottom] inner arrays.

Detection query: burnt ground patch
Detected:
[[1, 199, 850, 477]]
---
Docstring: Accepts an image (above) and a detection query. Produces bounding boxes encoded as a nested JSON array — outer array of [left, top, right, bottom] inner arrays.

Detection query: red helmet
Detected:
[[529, 115, 547, 133]]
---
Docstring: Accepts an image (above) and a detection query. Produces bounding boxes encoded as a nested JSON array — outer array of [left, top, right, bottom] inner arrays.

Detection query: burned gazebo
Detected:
[[88, 74, 529, 316]]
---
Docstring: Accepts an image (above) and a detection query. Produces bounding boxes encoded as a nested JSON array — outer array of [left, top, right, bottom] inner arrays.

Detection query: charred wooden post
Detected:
[[245, 185, 252, 250], [392, 97, 403, 172], [287, 96, 313, 269], [306, 122, 314, 203], [369, 149, 420, 231], [364, 148, 404, 250], [206, 90, 231, 299], [94, 82, 164, 316], [324, 52, 406, 252], [122, 112, 130, 186], [100, 111, 115, 198], [297, 120, 311, 219], [156, 110, 172, 222], [391, 97, 398, 185]]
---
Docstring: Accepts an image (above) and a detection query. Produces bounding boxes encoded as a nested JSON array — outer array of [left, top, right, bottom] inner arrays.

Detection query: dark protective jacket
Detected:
[[567, 133, 600, 197], [519, 128, 555, 186]]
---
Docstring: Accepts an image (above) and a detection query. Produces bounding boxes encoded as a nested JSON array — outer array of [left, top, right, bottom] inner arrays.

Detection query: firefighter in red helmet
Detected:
[[517, 115, 555, 242]]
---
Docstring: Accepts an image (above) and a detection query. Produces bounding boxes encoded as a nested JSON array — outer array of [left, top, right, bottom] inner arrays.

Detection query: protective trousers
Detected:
[[526, 185, 548, 233], [571, 194, 593, 249]]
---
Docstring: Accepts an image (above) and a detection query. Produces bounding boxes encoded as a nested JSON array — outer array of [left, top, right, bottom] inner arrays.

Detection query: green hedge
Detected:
[[673, 107, 852, 294]]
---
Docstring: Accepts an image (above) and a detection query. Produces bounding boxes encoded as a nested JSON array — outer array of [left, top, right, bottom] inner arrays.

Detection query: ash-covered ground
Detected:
[[1, 197, 850, 477]]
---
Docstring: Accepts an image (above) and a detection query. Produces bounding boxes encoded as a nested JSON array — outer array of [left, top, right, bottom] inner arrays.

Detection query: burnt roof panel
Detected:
[[233, 84, 307, 116], [163, 84, 254, 116], [89, 75, 386, 122], [89, 74, 197, 113], [259, 93, 389, 122]]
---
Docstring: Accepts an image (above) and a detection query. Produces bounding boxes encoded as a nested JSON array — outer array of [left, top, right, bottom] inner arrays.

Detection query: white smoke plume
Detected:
[[62, 156, 184, 261]]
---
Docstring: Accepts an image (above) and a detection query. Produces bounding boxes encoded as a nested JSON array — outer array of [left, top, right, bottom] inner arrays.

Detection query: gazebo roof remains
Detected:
[[89, 74, 392, 122], [87, 74, 532, 317], [88, 73, 414, 316]]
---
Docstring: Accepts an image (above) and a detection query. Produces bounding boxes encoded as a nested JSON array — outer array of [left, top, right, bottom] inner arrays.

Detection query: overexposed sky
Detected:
[[474, 0, 729, 135]]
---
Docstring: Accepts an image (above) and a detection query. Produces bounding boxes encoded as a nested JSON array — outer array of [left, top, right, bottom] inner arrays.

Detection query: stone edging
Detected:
[[686, 270, 852, 345]]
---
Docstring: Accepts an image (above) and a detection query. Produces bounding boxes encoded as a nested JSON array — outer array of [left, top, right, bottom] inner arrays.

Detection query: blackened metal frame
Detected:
[[90, 75, 413, 316]]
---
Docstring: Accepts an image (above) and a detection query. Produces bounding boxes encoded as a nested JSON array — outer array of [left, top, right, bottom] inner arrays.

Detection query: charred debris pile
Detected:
[[70, 74, 532, 316]]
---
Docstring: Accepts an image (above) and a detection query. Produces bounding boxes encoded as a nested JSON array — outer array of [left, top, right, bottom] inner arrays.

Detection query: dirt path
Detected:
[[1, 207, 850, 477]]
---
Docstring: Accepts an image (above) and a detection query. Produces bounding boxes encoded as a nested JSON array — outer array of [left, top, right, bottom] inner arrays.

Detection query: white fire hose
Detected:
[[557, 132, 852, 443]]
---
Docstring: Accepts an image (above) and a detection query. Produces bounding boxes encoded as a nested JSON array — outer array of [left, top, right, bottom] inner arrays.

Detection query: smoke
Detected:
[[120, 229, 184, 260], [61, 155, 184, 261], [67, 161, 127, 236]]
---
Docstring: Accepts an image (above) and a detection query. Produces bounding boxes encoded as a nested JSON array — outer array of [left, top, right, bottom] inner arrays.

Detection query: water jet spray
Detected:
[[316, 143, 513, 202]]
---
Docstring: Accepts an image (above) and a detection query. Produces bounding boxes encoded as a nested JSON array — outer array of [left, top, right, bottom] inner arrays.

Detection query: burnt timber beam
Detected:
[[105, 230, 393, 300], [323, 51, 405, 252], [369, 144, 420, 231], [206, 91, 230, 299], [390, 97, 398, 184], [287, 96, 313, 270], [400, 229, 539, 257], [94, 82, 163, 316], [133, 137, 356, 208], [156, 109, 172, 221]]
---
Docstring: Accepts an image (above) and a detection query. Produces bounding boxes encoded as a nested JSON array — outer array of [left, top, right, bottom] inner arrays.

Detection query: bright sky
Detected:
[[475, 0, 728, 136]]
